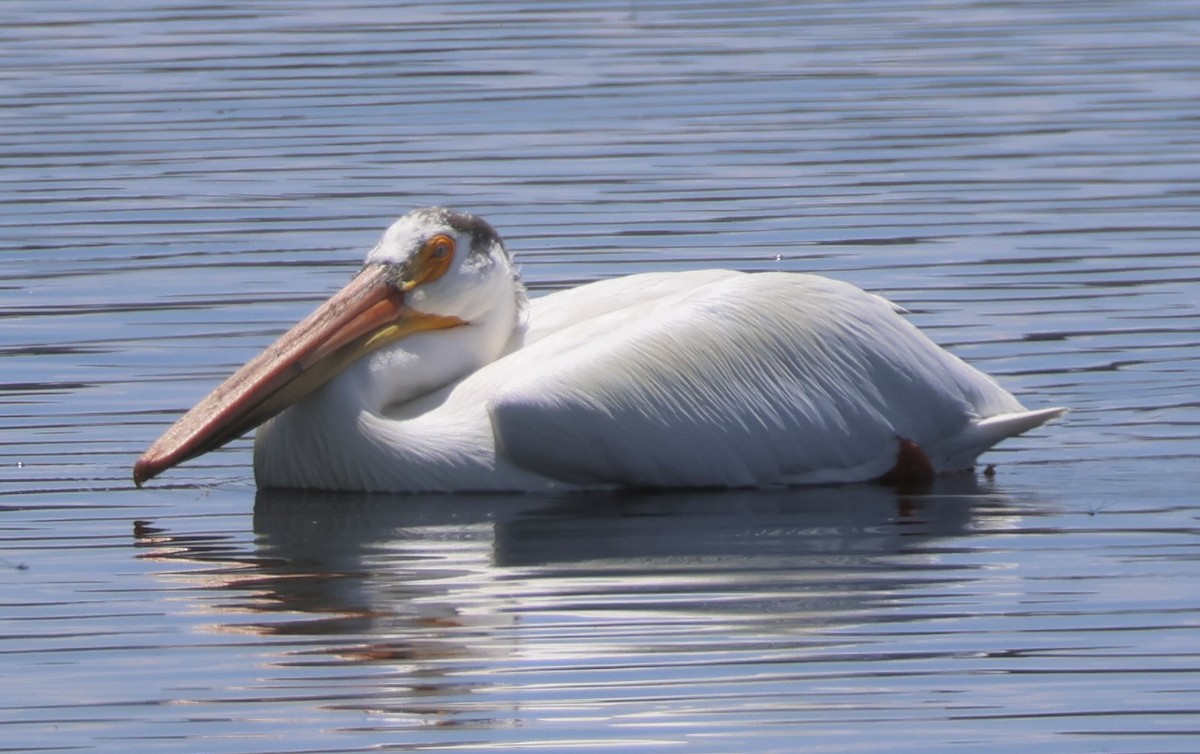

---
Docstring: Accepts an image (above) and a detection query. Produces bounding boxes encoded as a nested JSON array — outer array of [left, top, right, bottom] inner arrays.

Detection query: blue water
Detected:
[[2, 1, 1199, 751]]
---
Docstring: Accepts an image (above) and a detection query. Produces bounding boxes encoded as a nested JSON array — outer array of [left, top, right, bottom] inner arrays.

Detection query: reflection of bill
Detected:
[[140, 477, 1018, 638], [133, 479, 1031, 735]]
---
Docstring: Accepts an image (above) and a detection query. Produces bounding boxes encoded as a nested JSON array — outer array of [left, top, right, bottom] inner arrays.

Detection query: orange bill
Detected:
[[133, 263, 464, 486]]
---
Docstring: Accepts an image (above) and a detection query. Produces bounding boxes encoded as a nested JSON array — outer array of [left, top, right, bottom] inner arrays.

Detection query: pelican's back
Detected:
[[490, 271, 1061, 487]]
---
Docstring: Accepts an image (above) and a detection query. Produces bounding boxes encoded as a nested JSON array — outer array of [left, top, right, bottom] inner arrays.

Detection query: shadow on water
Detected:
[[251, 477, 994, 568]]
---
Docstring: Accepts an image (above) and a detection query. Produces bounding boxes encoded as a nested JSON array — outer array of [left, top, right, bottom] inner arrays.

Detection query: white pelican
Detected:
[[134, 207, 1064, 493]]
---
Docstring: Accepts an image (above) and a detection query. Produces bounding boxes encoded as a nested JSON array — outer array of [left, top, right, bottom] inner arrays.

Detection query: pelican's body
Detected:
[[135, 208, 1063, 493]]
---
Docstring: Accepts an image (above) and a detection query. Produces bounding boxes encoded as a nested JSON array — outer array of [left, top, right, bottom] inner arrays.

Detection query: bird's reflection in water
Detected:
[[136, 477, 1029, 725]]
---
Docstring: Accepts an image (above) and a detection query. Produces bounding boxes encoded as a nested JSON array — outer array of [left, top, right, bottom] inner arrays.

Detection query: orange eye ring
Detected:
[[402, 233, 456, 290], [427, 233, 454, 260]]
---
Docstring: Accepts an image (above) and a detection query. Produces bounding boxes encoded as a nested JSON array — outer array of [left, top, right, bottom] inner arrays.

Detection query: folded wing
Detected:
[[490, 271, 1057, 487]]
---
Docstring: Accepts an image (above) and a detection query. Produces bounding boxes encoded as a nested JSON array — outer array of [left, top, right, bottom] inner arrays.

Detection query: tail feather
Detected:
[[931, 407, 1067, 471]]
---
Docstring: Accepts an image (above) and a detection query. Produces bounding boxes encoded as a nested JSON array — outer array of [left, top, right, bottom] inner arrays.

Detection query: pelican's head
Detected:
[[132, 207, 521, 486], [367, 207, 521, 325]]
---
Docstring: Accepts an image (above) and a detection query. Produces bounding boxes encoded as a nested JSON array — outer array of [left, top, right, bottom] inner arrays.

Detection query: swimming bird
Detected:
[[133, 207, 1064, 493]]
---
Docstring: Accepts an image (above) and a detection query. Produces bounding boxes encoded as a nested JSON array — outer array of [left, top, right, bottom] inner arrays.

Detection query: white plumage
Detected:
[[134, 208, 1064, 493]]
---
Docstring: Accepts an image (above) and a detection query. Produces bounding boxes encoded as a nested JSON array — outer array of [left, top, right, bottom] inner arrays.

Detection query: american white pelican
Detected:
[[134, 207, 1064, 493]]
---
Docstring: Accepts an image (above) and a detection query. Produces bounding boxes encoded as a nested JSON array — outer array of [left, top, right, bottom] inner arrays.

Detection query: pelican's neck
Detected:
[[338, 284, 524, 417], [252, 286, 528, 491]]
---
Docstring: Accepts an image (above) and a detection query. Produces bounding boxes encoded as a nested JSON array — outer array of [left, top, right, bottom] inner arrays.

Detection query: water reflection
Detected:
[[134, 479, 1026, 731]]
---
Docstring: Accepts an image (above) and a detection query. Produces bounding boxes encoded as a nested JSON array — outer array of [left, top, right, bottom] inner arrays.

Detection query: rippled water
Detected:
[[3, 1, 1200, 751]]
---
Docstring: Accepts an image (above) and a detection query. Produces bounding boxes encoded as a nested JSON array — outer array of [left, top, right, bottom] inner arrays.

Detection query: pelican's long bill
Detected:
[[133, 263, 465, 486]]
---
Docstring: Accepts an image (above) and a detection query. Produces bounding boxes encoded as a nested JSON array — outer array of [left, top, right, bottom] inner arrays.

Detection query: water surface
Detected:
[[2, 1, 1199, 751]]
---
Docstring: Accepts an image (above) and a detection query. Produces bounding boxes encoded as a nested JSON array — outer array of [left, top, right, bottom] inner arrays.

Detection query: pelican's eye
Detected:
[[427, 233, 454, 260], [403, 233, 457, 290]]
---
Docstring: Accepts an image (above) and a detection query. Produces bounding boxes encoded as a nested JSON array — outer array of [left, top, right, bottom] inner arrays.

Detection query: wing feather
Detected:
[[490, 271, 1028, 487]]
